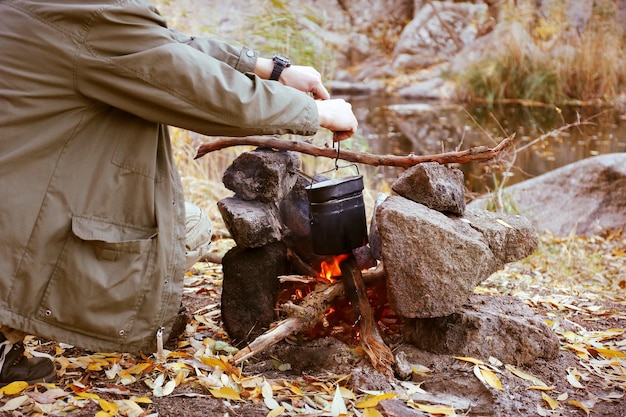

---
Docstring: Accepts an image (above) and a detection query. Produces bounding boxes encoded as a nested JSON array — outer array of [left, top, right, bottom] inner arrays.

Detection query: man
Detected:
[[0, 0, 358, 385]]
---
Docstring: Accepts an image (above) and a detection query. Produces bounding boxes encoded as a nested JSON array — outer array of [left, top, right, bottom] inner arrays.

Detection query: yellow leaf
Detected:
[[591, 347, 626, 359], [541, 392, 559, 410], [99, 398, 118, 414], [409, 401, 456, 415], [567, 399, 590, 416], [266, 406, 285, 417], [505, 364, 548, 387], [355, 393, 397, 408], [94, 412, 111, 417], [201, 356, 228, 370], [0, 381, 29, 395], [284, 382, 304, 396], [76, 392, 101, 400], [529, 385, 556, 391], [126, 362, 151, 375], [132, 397, 153, 404], [496, 218, 513, 228], [479, 367, 504, 391], [454, 356, 485, 366], [363, 408, 385, 417], [209, 386, 241, 401]]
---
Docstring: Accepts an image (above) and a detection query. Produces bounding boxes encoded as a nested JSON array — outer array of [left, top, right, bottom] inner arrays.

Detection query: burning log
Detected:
[[340, 255, 395, 377], [195, 134, 514, 167], [232, 281, 344, 365]]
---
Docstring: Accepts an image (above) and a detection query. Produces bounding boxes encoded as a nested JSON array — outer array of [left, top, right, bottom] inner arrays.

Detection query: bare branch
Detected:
[[195, 135, 515, 168]]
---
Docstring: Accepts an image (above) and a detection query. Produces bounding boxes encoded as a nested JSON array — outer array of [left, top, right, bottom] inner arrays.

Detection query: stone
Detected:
[[463, 209, 538, 264], [217, 197, 283, 249], [222, 148, 301, 202], [367, 193, 388, 261], [403, 295, 561, 365], [397, 77, 444, 99], [392, 2, 488, 71], [392, 162, 466, 215], [468, 153, 626, 236], [376, 196, 500, 318], [220, 242, 288, 346]]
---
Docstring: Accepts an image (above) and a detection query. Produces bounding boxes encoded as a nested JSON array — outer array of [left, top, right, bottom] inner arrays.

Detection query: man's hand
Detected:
[[255, 58, 357, 140], [279, 66, 330, 100], [316, 99, 358, 141], [255, 58, 330, 99]]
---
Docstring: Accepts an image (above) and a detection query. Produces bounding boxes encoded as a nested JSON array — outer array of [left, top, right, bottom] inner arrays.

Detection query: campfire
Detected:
[[234, 250, 395, 377], [207, 137, 538, 379]]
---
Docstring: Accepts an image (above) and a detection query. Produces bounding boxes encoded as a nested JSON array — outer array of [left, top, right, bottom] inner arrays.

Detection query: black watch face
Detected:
[[274, 54, 290, 66]]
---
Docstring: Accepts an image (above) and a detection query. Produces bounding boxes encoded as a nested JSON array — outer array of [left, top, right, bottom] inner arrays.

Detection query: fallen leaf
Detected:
[[266, 406, 285, 417], [132, 397, 153, 404], [330, 385, 348, 416], [362, 408, 384, 417], [506, 364, 548, 387], [567, 399, 590, 416], [566, 368, 585, 389], [354, 393, 396, 408], [0, 395, 29, 411], [528, 385, 556, 391], [262, 381, 280, 410], [0, 381, 29, 395], [209, 386, 241, 401], [408, 401, 456, 415], [474, 366, 504, 391], [99, 398, 118, 414], [590, 347, 626, 359], [541, 392, 559, 410], [496, 218, 513, 228], [454, 356, 485, 366]]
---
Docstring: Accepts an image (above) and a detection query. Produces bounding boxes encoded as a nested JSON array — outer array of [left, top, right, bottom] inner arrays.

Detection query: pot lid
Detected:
[[306, 175, 364, 202]]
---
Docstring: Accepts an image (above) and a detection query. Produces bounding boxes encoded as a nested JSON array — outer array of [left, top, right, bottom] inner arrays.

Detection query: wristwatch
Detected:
[[270, 54, 291, 81]]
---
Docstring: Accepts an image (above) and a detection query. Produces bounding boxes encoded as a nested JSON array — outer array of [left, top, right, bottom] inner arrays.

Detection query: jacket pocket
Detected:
[[38, 215, 158, 342]]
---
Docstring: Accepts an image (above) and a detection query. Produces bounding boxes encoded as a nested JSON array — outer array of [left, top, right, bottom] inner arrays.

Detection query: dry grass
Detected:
[[455, 0, 626, 104]]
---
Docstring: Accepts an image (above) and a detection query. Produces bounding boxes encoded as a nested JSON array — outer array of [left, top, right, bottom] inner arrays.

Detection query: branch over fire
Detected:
[[195, 135, 514, 167]]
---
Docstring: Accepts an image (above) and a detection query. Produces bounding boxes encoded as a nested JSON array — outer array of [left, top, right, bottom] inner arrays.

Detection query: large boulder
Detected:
[[376, 195, 537, 318], [469, 153, 626, 236], [403, 295, 561, 365]]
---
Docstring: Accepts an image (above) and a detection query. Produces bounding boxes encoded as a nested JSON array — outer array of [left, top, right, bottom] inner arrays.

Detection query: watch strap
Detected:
[[269, 55, 291, 81]]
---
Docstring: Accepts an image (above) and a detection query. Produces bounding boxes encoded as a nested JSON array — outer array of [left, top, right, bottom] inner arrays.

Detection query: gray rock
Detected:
[[222, 148, 301, 202], [403, 295, 561, 365], [376, 196, 500, 318], [392, 162, 466, 215], [397, 77, 444, 99], [469, 153, 626, 236], [463, 209, 538, 264], [367, 193, 388, 261], [221, 242, 287, 346], [217, 197, 283, 249], [392, 2, 488, 71]]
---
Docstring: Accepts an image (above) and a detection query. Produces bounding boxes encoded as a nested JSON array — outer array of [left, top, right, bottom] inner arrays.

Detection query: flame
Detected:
[[318, 254, 349, 283]]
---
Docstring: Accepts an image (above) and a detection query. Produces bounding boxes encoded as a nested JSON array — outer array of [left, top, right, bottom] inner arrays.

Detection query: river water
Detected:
[[346, 96, 626, 194]]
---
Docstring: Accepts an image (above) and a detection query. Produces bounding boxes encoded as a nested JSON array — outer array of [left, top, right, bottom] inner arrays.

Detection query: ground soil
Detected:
[[1, 233, 625, 417]]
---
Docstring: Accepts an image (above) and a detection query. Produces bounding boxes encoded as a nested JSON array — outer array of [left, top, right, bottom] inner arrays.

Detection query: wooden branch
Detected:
[[195, 135, 515, 168], [232, 282, 345, 365], [342, 255, 394, 377]]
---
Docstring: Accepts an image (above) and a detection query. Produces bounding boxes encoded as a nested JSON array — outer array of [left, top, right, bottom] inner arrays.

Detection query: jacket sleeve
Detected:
[[168, 28, 258, 75], [75, 0, 319, 138]]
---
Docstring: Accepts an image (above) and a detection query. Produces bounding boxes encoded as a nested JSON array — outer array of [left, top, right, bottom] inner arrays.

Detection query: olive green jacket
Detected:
[[0, 0, 318, 353]]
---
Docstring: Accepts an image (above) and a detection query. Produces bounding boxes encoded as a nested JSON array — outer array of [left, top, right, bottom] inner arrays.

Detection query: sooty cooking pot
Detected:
[[306, 175, 368, 255]]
